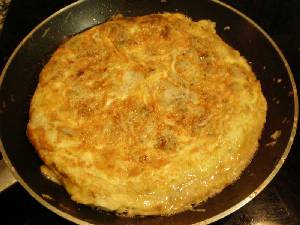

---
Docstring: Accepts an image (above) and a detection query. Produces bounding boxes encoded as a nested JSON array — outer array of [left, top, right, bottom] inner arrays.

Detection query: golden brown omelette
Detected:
[[27, 13, 267, 216]]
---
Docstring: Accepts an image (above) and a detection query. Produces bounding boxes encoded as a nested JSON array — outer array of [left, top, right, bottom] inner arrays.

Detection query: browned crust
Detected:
[[27, 13, 267, 216]]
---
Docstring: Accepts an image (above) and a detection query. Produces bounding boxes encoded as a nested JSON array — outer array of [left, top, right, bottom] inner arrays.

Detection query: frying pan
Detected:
[[0, 0, 298, 224]]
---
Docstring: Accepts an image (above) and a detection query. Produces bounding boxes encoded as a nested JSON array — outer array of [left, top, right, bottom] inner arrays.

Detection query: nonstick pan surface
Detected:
[[0, 0, 298, 224]]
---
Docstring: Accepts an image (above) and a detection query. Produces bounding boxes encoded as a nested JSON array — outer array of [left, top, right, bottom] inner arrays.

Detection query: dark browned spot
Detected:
[[76, 70, 84, 77], [154, 135, 177, 151], [160, 25, 170, 39]]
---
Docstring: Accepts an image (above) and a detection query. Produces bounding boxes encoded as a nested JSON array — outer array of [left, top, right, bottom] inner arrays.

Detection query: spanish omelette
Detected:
[[27, 13, 267, 216]]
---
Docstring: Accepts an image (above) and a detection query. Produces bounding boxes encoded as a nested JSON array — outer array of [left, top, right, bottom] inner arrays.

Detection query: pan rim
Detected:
[[0, 0, 298, 224]]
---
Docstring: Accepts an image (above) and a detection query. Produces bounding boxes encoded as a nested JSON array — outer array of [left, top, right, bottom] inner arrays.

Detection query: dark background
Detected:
[[0, 0, 299, 224]]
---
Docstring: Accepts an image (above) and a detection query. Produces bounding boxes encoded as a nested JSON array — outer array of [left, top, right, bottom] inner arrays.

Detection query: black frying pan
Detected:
[[0, 0, 298, 224]]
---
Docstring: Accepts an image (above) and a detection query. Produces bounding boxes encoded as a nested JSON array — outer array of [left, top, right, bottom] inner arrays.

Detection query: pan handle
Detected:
[[0, 159, 17, 192]]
